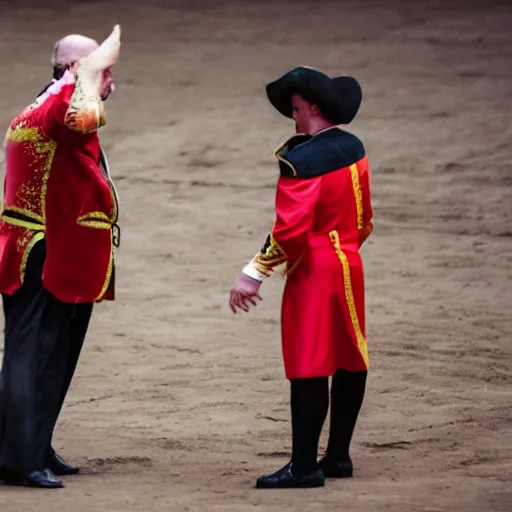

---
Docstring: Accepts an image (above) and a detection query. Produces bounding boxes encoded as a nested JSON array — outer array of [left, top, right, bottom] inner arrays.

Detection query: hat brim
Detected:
[[266, 67, 362, 125]]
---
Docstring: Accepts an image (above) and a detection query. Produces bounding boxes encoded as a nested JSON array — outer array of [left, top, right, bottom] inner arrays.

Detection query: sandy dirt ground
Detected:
[[0, 0, 511, 510]]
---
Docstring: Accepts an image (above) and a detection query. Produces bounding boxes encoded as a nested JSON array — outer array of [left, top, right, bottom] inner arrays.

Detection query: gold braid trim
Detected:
[[329, 230, 369, 369], [273, 139, 298, 176], [2, 206, 44, 224], [349, 164, 363, 230], [94, 245, 113, 302], [77, 211, 113, 230], [20, 232, 45, 284], [252, 233, 287, 278], [0, 216, 45, 231]]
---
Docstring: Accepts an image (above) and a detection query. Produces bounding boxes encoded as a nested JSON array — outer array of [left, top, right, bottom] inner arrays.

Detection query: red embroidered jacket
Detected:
[[0, 71, 119, 303], [242, 128, 374, 377]]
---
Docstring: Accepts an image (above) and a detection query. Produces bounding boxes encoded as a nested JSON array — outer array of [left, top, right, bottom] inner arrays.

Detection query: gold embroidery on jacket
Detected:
[[5, 126, 57, 221], [329, 230, 369, 369], [253, 233, 287, 277], [64, 74, 106, 134], [77, 211, 112, 230], [349, 164, 363, 230], [0, 216, 45, 232], [2, 206, 44, 224]]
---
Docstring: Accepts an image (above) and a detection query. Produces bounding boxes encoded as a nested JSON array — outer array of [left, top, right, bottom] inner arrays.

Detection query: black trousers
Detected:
[[290, 369, 367, 476], [0, 241, 93, 473]]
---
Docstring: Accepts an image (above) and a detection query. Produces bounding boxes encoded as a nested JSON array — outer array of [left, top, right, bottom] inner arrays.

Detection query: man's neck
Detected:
[[308, 119, 337, 135]]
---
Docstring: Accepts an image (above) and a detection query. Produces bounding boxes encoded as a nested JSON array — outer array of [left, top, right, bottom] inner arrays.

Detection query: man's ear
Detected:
[[68, 61, 80, 74], [311, 104, 321, 116]]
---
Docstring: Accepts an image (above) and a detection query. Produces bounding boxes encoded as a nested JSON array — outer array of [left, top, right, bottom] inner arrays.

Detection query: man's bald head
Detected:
[[48, 33, 116, 100], [51, 34, 99, 69]]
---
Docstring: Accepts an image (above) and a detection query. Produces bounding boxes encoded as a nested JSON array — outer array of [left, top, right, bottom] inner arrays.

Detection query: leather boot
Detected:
[[2, 468, 64, 488], [48, 450, 80, 475], [256, 462, 324, 489]]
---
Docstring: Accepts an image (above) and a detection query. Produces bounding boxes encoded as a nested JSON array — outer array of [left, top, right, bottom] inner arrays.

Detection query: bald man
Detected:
[[0, 27, 121, 488]]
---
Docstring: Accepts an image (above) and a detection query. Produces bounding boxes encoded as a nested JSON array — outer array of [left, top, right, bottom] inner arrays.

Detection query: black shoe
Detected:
[[3, 468, 64, 489], [255, 462, 325, 489], [318, 455, 353, 478], [48, 451, 80, 476]]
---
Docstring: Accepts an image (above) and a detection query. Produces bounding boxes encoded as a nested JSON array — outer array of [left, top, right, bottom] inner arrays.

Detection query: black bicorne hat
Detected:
[[266, 66, 362, 125]]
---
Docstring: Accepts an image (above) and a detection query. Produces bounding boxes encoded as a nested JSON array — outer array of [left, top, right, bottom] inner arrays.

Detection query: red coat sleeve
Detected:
[[42, 73, 105, 136], [242, 176, 322, 280], [272, 176, 322, 265]]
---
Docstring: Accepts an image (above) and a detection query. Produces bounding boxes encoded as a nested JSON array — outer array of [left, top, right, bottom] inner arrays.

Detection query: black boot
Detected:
[[321, 369, 367, 478], [2, 468, 63, 488], [47, 449, 80, 476], [256, 377, 329, 489], [256, 462, 324, 489], [319, 455, 353, 478]]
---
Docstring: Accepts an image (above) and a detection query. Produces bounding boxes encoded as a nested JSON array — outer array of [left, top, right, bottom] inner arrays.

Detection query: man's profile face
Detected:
[[67, 56, 115, 101], [100, 68, 115, 101], [291, 94, 316, 134]]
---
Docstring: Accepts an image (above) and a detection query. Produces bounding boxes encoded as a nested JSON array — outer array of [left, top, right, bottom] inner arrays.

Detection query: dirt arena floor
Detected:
[[0, 0, 511, 510]]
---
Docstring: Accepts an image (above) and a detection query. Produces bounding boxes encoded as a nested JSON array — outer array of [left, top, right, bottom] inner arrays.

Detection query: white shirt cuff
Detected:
[[242, 258, 266, 282]]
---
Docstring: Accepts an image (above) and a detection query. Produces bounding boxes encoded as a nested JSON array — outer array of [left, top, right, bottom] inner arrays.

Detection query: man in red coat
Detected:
[[230, 67, 373, 489], [0, 26, 121, 488]]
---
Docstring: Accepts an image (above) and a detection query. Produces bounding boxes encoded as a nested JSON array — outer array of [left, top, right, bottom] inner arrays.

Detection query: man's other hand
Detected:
[[229, 274, 263, 313]]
